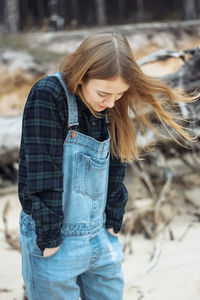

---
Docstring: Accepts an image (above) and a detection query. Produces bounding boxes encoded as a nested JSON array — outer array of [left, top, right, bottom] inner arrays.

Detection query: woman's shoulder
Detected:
[[24, 74, 68, 116], [32, 74, 64, 98]]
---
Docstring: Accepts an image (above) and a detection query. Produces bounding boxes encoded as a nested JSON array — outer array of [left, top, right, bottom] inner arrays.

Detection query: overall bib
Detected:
[[19, 72, 124, 300]]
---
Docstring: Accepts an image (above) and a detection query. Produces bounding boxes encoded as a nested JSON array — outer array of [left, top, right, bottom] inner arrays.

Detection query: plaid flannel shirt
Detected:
[[18, 75, 128, 250]]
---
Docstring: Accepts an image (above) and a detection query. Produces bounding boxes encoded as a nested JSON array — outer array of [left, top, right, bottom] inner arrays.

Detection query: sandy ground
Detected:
[[0, 191, 24, 300], [0, 191, 200, 300], [122, 220, 200, 300]]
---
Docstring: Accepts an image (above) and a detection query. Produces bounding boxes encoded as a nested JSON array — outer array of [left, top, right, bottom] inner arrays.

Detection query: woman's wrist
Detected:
[[107, 227, 119, 237]]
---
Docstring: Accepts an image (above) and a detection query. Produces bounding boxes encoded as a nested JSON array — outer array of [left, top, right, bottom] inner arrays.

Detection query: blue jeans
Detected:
[[19, 211, 124, 300]]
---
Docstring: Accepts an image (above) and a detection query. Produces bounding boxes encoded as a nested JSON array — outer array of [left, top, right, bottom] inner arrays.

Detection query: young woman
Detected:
[[18, 32, 195, 300]]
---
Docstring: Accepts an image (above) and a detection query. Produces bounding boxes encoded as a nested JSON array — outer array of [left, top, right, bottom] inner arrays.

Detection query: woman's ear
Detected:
[[79, 77, 88, 85], [79, 80, 83, 85]]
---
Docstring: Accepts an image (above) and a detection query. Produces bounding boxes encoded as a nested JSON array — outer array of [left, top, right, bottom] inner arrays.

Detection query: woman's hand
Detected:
[[43, 246, 59, 257], [107, 228, 119, 237]]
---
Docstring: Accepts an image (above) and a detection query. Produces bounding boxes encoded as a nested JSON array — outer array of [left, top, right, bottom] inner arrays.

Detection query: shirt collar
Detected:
[[75, 94, 89, 113]]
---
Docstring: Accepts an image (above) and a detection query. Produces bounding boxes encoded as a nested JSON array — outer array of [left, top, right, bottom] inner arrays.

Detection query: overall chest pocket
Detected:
[[74, 152, 109, 199]]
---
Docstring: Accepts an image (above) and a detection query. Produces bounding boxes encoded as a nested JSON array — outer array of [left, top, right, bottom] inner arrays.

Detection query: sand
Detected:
[[0, 191, 200, 300]]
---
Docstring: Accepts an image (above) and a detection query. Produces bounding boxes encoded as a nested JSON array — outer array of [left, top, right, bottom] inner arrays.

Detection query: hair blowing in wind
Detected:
[[60, 32, 197, 162]]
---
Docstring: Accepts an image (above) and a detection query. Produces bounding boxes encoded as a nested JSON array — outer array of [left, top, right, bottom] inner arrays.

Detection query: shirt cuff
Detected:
[[105, 206, 125, 233], [35, 226, 62, 250]]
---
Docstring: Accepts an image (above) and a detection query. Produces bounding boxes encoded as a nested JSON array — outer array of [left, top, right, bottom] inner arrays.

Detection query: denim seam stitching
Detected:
[[28, 237, 40, 300], [65, 140, 109, 154]]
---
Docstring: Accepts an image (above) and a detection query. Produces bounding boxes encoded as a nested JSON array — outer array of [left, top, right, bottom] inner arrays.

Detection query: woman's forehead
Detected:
[[88, 77, 130, 93]]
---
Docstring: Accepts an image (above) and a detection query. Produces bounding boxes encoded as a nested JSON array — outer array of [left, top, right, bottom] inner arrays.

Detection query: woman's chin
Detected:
[[96, 105, 107, 111]]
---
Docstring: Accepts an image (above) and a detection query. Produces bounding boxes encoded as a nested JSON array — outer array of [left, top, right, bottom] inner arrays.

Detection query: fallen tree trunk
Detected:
[[0, 46, 200, 167], [0, 115, 22, 166]]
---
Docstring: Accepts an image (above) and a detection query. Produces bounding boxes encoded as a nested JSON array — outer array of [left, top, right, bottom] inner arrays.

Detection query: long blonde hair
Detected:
[[60, 32, 196, 162]]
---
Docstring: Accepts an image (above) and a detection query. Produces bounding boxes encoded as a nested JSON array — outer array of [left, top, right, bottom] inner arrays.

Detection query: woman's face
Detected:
[[80, 76, 130, 111]]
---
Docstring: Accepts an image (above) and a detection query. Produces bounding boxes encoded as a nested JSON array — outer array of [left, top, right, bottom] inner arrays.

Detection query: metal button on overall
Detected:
[[71, 131, 76, 138]]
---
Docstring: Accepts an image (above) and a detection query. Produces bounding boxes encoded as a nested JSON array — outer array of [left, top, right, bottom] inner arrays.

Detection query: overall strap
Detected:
[[48, 72, 79, 128]]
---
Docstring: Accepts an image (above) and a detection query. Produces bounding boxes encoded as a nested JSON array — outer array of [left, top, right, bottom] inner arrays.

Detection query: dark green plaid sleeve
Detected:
[[105, 156, 128, 233], [22, 80, 65, 250]]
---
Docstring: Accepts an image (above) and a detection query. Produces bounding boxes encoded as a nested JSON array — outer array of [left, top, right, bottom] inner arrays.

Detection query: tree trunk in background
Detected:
[[4, 0, 19, 33], [48, 0, 64, 31], [95, 0, 106, 26], [118, 0, 126, 21], [183, 0, 197, 20], [195, 0, 200, 18], [0, 0, 4, 33], [137, 0, 144, 21], [36, 0, 46, 23], [71, 0, 79, 27]]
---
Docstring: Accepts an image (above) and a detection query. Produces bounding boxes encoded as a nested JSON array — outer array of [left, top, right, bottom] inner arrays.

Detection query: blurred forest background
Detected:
[[0, 1, 200, 300], [0, 0, 200, 33]]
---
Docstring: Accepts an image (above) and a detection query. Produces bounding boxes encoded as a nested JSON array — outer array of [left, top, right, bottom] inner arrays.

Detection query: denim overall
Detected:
[[19, 72, 124, 300]]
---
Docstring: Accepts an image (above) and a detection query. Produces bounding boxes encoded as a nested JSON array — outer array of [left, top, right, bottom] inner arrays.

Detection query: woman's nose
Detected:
[[104, 96, 115, 108]]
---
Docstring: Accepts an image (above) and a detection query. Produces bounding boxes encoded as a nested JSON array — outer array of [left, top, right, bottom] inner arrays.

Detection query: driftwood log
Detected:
[[139, 46, 200, 133], [121, 49, 200, 269], [0, 115, 22, 166], [0, 46, 200, 171]]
